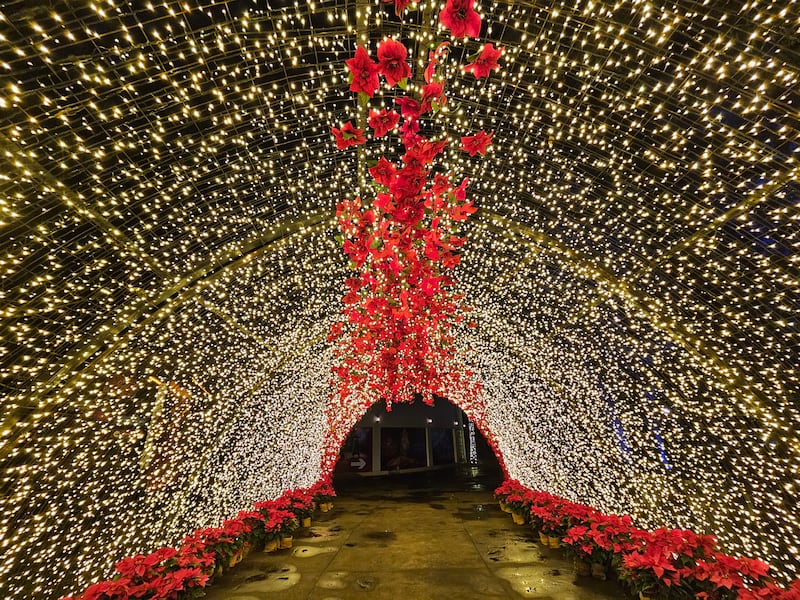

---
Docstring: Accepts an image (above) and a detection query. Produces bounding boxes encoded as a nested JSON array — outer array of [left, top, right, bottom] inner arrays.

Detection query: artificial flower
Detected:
[[369, 156, 397, 187], [383, 0, 412, 17], [377, 38, 411, 87], [345, 45, 380, 97], [439, 0, 481, 38], [461, 130, 493, 156], [368, 108, 401, 138], [331, 122, 366, 149], [464, 42, 503, 78]]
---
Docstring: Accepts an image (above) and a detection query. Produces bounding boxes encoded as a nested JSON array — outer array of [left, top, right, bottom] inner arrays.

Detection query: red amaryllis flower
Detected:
[[439, 0, 482, 38], [464, 42, 503, 78], [424, 42, 450, 83], [377, 38, 411, 87], [461, 130, 493, 156], [368, 108, 400, 138], [395, 97, 421, 120], [421, 81, 445, 113], [399, 118, 422, 148], [332, 122, 366, 149], [346, 45, 380, 97], [383, 0, 411, 17], [369, 156, 397, 187]]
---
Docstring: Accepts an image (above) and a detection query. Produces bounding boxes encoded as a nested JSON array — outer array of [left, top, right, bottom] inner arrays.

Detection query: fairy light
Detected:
[[0, 0, 798, 598]]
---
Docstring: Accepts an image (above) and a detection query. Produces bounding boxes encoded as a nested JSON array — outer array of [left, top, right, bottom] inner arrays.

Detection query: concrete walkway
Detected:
[[203, 468, 627, 599]]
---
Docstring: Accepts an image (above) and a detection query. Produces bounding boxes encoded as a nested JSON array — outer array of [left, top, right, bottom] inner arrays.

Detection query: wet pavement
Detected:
[[202, 467, 627, 599]]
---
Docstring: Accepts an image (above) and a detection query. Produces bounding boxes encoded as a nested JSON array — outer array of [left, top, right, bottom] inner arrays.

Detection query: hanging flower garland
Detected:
[[327, 0, 503, 418]]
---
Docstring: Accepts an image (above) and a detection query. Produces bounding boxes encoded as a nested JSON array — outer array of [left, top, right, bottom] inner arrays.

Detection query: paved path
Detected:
[[203, 469, 626, 599]]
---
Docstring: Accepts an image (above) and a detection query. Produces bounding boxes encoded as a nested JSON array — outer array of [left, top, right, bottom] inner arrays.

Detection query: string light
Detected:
[[0, 1, 797, 597]]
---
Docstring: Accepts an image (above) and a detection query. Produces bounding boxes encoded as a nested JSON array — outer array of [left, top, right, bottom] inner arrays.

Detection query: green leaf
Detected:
[[365, 159, 379, 167], [348, 71, 354, 84], [370, 238, 382, 249], [334, 234, 344, 244], [358, 91, 369, 107], [431, 100, 440, 113], [397, 77, 408, 91]]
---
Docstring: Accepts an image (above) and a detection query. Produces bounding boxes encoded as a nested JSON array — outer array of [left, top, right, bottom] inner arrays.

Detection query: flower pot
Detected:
[[301, 516, 312, 528], [547, 535, 561, 549], [511, 511, 526, 525], [590, 562, 607, 580], [228, 552, 241, 568], [538, 531, 549, 545], [573, 559, 591, 577], [499, 501, 511, 513], [264, 539, 279, 553], [279, 536, 293, 549], [321, 502, 330, 513], [639, 592, 656, 600]]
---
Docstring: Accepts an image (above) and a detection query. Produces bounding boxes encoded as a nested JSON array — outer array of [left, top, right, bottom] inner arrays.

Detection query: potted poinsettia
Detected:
[[310, 480, 337, 512], [618, 527, 718, 599], [494, 479, 526, 513]]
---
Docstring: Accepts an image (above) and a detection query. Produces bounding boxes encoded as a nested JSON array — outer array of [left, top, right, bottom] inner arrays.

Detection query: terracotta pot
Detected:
[[573, 559, 591, 577], [547, 535, 561, 549], [590, 562, 607, 580], [538, 531, 549, 545], [511, 511, 526, 525], [263, 539, 279, 553], [279, 535, 293, 549], [301, 516, 312, 528]]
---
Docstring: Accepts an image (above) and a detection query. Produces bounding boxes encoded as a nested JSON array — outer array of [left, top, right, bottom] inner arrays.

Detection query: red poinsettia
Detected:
[[439, 0, 482, 38], [331, 122, 366, 149], [377, 38, 411, 87], [464, 42, 503, 79], [461, 130, 493, 156], [345, 45, 380, 97], [368, 108, 400, 138]]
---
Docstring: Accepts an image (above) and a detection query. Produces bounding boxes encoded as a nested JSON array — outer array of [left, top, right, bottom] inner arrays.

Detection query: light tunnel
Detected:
[[0, 0, 798, 597]]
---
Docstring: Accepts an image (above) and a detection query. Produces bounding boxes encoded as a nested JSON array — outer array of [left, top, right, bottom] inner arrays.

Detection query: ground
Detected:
[[202, 467, 627, 599]]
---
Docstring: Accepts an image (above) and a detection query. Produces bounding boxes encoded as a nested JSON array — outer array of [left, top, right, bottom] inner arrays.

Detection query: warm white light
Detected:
[[0, 1, 797, 597]]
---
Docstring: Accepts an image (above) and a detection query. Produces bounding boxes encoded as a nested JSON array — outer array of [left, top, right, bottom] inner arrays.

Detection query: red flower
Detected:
[[399, 118, 422, 148], [461, 130, 492, 156], [464, 43, 503, 79], [369, 157, 397, 187], [424, 42, 450, 83], [377, 39, 411, 87], [383, 0, 412, 17], [368, 108, 400, 138], [395, 97, 421, 120], [346, 45, 380, 97], [81, 579, 131, 600], [331, 122, 366, 149], [439, 0, 482, 38], [421, 81, 446, 113]]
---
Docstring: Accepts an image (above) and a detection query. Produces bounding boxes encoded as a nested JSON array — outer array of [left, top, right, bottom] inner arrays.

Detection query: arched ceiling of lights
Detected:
[[0, 0, 798, 597]]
